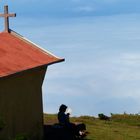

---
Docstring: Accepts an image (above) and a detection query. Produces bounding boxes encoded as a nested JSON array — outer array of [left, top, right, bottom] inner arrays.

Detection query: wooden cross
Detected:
[[0, 5, 16, 32]]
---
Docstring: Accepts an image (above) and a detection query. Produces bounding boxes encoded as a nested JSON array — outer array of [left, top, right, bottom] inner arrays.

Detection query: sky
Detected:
[[0, 0, 140, 116]]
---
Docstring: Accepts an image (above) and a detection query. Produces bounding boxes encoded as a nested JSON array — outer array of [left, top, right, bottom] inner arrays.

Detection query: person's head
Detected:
[[59, 104, 67, 112]]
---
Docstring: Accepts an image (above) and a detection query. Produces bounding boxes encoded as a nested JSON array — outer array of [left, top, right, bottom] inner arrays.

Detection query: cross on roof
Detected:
[[0, 5, 16, 32]]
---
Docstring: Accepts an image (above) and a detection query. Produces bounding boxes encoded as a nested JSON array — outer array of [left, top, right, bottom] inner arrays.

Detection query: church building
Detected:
[[0, 5, 64, 140]]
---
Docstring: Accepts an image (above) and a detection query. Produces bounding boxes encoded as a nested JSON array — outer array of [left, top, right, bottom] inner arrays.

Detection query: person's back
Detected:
[[58, 111, 69, 125]]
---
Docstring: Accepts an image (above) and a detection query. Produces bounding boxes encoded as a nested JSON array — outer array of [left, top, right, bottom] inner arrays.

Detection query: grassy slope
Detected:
[[44, 114, 140, 140]]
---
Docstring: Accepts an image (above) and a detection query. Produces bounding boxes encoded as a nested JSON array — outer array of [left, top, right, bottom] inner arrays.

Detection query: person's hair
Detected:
[[59, 104, 67, 112]]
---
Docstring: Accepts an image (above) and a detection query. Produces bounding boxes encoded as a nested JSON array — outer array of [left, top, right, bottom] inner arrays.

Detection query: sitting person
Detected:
[[58, 104, 70, 126], [57, 104, 87, 138]]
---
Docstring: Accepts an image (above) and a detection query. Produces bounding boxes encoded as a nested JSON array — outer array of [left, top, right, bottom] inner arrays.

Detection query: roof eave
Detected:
[[0, 58, 65, 79]]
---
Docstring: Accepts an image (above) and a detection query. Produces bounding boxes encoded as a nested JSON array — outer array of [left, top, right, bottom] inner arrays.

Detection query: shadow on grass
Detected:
[[43, 124, 87, 140]]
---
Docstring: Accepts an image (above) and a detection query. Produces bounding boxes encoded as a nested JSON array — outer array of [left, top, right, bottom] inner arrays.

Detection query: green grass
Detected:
[[44, 113, 140, 140]]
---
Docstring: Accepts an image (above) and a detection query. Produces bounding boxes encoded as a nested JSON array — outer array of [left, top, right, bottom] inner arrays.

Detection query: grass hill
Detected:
[[44, 113, 140, 140]]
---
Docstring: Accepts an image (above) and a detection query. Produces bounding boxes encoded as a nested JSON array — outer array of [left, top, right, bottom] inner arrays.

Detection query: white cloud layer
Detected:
[[74, 6, 95, 12], [40, 14, 140, 116]]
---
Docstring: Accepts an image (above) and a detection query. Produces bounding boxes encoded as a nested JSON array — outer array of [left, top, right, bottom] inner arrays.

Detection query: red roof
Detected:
[[0, 31, 64, 77]]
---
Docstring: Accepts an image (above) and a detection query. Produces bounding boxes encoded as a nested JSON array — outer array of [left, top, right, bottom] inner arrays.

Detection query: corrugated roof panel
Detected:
[[0, 31, 64, 77]]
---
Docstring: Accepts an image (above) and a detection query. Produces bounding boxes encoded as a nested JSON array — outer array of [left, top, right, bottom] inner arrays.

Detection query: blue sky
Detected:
[[0, 1, 140, 116]]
